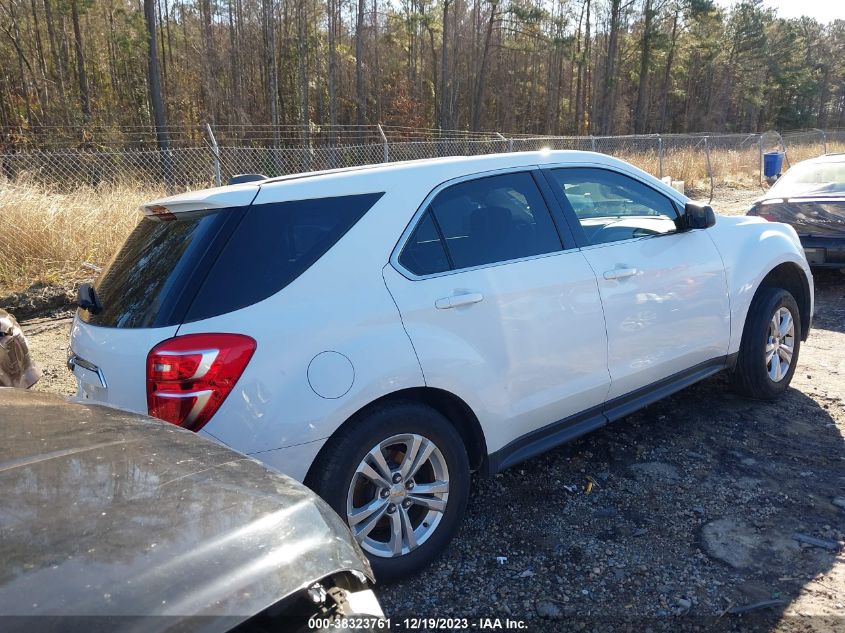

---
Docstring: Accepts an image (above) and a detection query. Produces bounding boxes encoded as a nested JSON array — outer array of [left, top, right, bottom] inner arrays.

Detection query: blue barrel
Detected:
[[763, 151, 785, 178]]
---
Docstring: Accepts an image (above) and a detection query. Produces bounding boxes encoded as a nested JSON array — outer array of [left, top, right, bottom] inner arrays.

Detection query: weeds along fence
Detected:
[[1, 125, 844, 196]]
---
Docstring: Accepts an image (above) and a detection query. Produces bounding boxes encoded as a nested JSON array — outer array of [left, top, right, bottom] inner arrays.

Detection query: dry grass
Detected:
[[0, 180, 164, 293], [2, 142, 843, 295], [621, 141, 845, 194]]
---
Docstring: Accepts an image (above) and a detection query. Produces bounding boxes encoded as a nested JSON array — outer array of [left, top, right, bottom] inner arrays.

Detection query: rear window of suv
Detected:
[[81, 192, 383, 328]]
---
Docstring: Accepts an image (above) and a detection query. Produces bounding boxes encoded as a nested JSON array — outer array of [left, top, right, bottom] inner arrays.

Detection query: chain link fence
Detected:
[[2, 125, 843, 196]]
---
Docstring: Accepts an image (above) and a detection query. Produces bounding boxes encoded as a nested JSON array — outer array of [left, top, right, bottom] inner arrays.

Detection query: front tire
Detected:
[[731, 287, 801, 399], [307, 401, 470, 582]]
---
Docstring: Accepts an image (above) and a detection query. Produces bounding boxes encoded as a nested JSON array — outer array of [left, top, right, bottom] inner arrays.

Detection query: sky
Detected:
[[716, 0, 845, 23]]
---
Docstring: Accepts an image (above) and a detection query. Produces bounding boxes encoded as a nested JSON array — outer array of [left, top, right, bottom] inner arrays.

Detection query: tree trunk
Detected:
[[599, 0, 620, 135], [658, 7, 679, 133], [42, 0, 67, 118], [199, 0, 215, 122], [439, 0, 452, 129], [263, 0, 280, 143], [297, 0, 309, 134], [355, 0, 367, 128], [634, 0, 653, 134], [582, 0, 591, 134], [143, 0, 172, 184], [70, 0, 91, 122], [471, 0, 496, 131], [372, 0, 382, 124], [327, 0, 338, 129]]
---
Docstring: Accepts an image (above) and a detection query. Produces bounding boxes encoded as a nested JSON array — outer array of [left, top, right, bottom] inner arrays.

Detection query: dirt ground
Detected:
[[15, 187, 845, 631]]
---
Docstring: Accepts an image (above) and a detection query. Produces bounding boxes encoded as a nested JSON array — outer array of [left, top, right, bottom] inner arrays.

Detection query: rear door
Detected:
[[384, 169, 610, 457], [543, 166, 730, 402]]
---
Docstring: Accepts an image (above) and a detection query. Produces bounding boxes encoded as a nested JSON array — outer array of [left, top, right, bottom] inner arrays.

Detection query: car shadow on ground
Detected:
[[381, 373, 844, 632], [812, 270, 845, 335]]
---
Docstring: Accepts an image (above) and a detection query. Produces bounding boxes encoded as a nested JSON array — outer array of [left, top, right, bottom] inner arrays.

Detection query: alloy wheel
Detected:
[[346, 433, 450, 558], [766, 306, 795, 382]]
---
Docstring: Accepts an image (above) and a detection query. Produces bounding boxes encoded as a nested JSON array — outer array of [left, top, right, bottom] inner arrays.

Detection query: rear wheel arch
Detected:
[[305, 387, 487, 488], [751, 262, 811, 341]]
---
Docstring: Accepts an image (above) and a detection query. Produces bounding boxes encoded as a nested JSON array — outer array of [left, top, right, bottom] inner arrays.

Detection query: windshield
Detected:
[[769, 160, 845, 197]]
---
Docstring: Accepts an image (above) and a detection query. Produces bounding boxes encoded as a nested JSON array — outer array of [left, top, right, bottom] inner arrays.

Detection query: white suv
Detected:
[[69, 151, 813, 580]]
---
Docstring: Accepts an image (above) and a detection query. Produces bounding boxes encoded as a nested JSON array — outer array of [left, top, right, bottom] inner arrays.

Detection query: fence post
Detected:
[[704, 136, 714, 202], [378, 123, 389, 163], [494, 131, 509, 153], [658, 135, 664, 179], [758, 135, 763, 188], [206, 123, 221, 187], [590, 135, 596, 152], [818, 128, 828, 154]]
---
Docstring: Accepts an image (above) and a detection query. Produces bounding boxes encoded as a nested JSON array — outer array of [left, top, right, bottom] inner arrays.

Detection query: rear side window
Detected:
[[80, 211, 236, 328], [399, 171, 562, 275], [185, 192, 383, 322]]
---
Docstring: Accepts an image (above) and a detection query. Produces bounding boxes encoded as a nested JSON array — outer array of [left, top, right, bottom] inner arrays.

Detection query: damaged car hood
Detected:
[[0, 389, 371, 628], [751, 197, 845, 238]]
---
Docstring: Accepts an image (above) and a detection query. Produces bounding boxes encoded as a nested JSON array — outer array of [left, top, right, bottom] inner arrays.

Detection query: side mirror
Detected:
[[681, 201, 716, 230]]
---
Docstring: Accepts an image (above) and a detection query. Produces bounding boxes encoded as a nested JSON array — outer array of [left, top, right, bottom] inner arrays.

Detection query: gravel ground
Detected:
[[14, 187, 845, 632]]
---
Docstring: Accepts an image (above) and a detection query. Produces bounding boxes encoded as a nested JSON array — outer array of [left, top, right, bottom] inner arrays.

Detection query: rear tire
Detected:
[[731, 287, 801, 399], [307, 401, 470, 583]]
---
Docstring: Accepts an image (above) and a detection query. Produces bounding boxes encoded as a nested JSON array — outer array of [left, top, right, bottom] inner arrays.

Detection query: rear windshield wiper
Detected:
[[78, 283, 103, 314]]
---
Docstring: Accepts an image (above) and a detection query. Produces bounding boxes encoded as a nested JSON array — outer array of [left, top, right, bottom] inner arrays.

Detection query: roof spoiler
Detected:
[[229, 173, 268, 185]]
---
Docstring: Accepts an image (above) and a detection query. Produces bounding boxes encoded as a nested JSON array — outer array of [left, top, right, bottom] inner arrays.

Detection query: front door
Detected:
[[543, 166, 731, 401], [384, 170, 610, 456]]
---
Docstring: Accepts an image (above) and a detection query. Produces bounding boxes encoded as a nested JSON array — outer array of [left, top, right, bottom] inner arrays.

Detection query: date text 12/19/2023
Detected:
[[308, 617, 529, 630]]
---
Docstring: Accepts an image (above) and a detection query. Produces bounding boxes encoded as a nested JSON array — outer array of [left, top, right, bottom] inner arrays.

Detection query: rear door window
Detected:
[[399, 210, 451, 276], [399, 171, 562, 275]]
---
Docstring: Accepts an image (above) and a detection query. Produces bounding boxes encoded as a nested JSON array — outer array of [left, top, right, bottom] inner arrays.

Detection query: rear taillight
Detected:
[[747, 208, 775, 222], [146, 333, 256, 431]]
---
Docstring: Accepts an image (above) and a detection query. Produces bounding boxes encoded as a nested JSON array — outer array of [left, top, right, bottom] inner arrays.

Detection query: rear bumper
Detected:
[[199, 428, 327, 483], [800, 236, 845, 267]]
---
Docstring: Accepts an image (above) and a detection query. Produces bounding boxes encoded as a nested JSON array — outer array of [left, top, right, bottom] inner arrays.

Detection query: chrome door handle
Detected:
[[435, 293, 484, 309], [603, 267, 638, 280]]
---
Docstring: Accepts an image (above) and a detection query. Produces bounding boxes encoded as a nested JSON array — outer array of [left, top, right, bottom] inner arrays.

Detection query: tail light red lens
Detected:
[[146, 333, 256, 431]]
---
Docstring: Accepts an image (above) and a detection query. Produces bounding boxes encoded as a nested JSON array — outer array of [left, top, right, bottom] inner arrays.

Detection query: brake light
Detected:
[[747, 208, 775, 222], [146, 333, 256, 431]]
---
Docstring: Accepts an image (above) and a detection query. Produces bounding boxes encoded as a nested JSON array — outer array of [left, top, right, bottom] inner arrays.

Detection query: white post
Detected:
[[378, 123, 389, 163], [658, 136, 664, 179], [206, 122, 221, 187]]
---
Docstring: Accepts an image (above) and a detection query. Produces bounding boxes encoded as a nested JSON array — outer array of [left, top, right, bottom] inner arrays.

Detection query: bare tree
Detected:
[[70, 0, 90, 122], [471, 0, 497, 131], [327, 0, 338, 129], [634, 0, 655, 133], [143, 0, 172, 184], [439, 0, 452, 129], [263, 0, 280, 143], [658, 2, 680, 133], [356, 0, 366, 128]]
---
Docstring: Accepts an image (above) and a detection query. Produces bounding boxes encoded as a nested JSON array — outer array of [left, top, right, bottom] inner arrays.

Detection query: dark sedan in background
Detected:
[[0, 388, 384, 632], [748, 153, 845, 270]]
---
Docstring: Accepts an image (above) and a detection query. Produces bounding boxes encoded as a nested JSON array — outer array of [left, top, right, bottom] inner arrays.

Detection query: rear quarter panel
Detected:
[[175, 169, 457, 472]]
